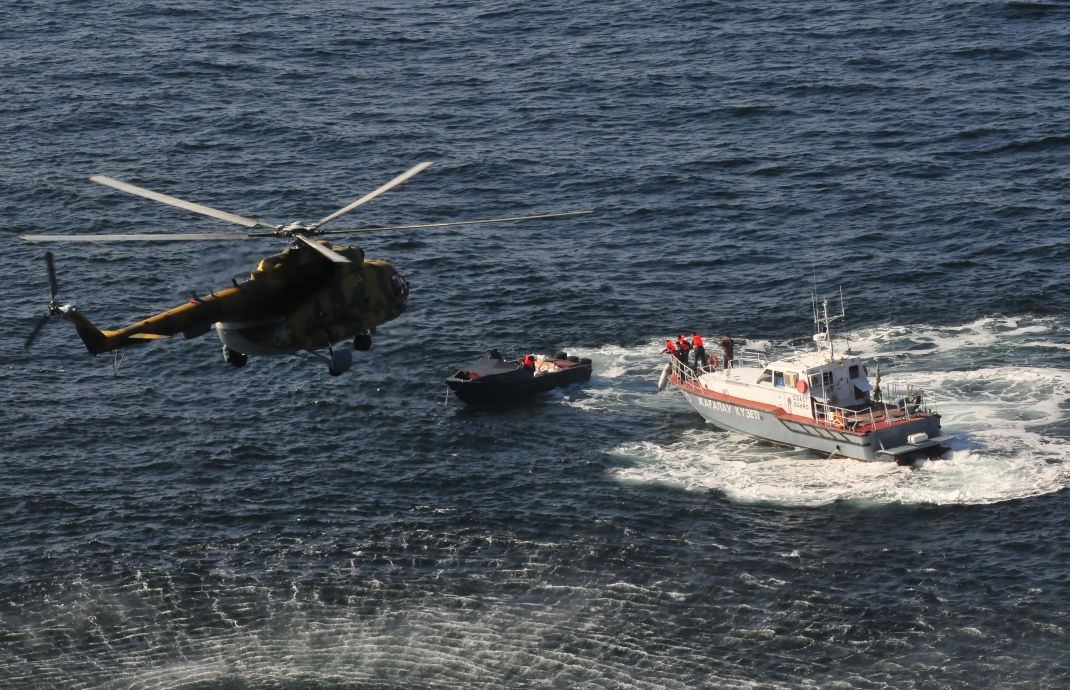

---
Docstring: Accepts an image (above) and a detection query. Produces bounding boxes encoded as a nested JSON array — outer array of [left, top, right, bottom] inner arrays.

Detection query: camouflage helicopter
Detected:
[[22, 162, 590, 375]]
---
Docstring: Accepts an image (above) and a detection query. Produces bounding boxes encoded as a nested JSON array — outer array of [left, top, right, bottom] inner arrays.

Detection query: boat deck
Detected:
[[669, 371, 936, 436]]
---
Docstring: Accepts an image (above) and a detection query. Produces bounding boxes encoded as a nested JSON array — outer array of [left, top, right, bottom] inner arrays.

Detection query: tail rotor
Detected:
[[24, 252, 62, 350]]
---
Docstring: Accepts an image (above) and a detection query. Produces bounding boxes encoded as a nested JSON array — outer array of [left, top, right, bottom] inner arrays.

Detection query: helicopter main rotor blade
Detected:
[[90, 175, 276, 229], [293, 233, 352, 263], [44, 251, 58, 303], [312, 162, 433, 229], [21, 233, 254, 242], [317, 209, 594, 235], [24, 313, 51, 350]]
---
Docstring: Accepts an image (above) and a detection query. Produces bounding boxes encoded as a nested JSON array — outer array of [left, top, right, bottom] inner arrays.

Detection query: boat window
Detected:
[[774, 371, 785, 387], [785, 372, 798, 387], [757, 369, 773, 386], [823, 371, 834, 387], [849, 364, 860, 379]]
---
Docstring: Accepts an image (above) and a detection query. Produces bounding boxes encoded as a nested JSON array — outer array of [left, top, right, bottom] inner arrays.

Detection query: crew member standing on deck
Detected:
[[676, 335, 692, 368], [720, 334, 735, 371], [691, 333, 706, 369], [662, 340, 678, 357]]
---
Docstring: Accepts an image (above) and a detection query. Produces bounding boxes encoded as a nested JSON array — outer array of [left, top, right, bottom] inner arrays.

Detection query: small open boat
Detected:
[[445, 351, 592, 404]]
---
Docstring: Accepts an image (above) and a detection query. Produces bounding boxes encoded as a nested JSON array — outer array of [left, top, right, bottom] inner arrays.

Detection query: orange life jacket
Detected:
[[692, 335, 704, 347], [665, 340, 677, 353]]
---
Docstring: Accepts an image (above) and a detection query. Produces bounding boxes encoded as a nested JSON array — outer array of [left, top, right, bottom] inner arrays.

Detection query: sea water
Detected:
[[3, 1, 1070, 687]]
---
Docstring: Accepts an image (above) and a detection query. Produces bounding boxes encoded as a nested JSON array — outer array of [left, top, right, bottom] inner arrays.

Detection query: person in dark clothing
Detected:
[[490, 348, 502, 360], [720, 334, 735, 370], [691, 333, 706, 370], [675, 335, 692, 368]]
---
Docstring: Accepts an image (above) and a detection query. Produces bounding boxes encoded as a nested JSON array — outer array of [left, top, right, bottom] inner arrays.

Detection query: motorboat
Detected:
[[446, 351, 592, 405], [660, 299, 952, 464]]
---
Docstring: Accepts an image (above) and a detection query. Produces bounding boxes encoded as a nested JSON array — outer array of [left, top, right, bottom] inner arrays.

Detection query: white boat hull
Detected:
[[675, 381, 945, 462]]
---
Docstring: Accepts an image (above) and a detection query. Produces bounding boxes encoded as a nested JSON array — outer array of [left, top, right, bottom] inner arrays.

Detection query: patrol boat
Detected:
[[661, 300, 952, 464]]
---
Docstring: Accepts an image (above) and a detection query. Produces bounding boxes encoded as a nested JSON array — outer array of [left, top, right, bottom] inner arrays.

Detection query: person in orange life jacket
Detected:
[[691, 333, 706, 369], [661, 340, 678, 356], [521, 354, 536, 373], [675, 335, 692, 367]]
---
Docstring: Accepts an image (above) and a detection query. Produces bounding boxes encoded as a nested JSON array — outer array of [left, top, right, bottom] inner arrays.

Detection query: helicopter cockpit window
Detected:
[[391, 274, 408, 296], [757, 370, 773, 386]]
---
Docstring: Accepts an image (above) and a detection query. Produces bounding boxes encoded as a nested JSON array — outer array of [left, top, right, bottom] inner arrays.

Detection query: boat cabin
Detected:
[[692, 350, 874, 421], [755, 353, 872, 408], [684, 331, 877, 420]]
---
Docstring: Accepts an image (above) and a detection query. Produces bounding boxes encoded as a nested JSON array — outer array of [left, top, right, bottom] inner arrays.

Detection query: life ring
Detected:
[[831, 411, 845, 429], [796, 379, 808, 394], [709, 354, 719, 369]]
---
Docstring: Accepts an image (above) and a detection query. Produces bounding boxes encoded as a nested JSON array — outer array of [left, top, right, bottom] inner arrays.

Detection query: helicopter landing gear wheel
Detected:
[[223, 345, 247, 368], [353, 333, 372, 351]]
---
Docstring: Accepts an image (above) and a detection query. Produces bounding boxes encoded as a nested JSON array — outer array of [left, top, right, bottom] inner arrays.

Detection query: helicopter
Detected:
[[22, 162, 591, 375]]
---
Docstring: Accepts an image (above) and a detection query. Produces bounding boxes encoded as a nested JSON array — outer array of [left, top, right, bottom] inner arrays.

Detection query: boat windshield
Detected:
[[757, 369, 773, 386]]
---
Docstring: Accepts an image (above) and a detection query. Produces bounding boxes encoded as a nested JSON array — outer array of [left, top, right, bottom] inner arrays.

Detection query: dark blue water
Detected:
[[4, 1, 1070, 687]]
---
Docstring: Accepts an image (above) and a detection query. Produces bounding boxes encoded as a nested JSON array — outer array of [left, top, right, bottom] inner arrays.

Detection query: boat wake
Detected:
[[569, 317, 1070, 506]]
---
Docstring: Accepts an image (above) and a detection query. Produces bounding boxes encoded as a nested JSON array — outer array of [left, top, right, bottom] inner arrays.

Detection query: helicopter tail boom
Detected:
[[63, 309, 110, 354]]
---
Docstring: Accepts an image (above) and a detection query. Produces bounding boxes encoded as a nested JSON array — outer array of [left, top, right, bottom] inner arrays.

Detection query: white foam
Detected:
[[613, 432, 1069, 506], [848, 316, 1064, 363]]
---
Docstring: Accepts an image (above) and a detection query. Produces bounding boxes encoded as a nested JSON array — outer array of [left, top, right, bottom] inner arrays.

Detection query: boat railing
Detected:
[[667, 353, 716, 387], [875, 381, 933, 421], [735, 350, 767, 369], [813, 400, 877, 432]]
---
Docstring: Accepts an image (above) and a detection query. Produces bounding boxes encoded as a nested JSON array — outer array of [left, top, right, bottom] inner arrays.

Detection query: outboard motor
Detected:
[[328, 347, 353, 376]]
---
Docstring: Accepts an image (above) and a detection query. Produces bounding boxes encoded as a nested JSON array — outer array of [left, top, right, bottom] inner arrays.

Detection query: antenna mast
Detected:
[[887, 298, 899, 384], [811, 252, 820, 352], [839, 286, 853, 355], [813, 297, 847, 362]]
